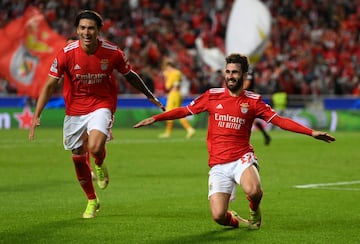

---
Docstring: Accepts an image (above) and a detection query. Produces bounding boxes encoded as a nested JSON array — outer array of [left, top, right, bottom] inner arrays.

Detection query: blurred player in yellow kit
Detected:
[[159, 60, 196, 139]]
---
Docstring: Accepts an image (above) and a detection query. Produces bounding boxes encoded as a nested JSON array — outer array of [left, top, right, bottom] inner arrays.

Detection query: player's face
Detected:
[[77, 19, 99, 51], [224, 63, 244, 93]]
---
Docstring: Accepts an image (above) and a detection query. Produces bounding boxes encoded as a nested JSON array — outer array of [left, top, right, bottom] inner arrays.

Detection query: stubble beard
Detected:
[[226, 77, 243, 93]]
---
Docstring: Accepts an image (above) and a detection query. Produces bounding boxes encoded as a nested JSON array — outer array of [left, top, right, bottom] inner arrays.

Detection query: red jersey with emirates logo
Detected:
[[49, 39, 131, 115], [187, 88, 277, 167]]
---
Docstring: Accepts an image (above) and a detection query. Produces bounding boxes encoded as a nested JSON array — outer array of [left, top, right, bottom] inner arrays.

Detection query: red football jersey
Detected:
[[187, 88, 277, 167], [49, 39, 131, 115]]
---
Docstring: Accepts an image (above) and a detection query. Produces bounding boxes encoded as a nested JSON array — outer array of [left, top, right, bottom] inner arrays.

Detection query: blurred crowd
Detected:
[[0, 0, 359, 97]]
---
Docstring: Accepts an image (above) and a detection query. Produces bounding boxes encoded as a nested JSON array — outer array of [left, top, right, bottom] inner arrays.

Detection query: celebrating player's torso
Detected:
[[49, 39, 131, 115], [187, 88, 277, 167]]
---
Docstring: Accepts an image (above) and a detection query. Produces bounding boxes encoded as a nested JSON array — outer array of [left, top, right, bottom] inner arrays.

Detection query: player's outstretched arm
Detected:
[[133, 107, 190, 128], [271, 115, 336, 143], [28, 76, 59, 141], [147, 96, 166, 111], [311, 131, 336, 143], [125, 70, 165, 111], [133, 117, 156, 128], [134, 107, 192, 128]]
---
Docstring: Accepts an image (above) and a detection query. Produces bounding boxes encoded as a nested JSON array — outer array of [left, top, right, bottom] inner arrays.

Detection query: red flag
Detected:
[[0, 6, 66, 98]]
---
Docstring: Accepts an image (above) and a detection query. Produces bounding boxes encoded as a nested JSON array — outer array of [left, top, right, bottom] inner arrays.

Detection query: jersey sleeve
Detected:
[[49, 48, 66, 79], [114, 48, 132, 75], [153, 91, 208, 121], [153, 107, 191, 121], [186, 91, 209, 114], [271, 115, 313, 135], [255, 96, 277, 123]]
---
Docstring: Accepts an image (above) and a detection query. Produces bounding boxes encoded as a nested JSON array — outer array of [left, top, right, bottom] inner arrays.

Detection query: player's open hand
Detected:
[[312, 131, 336, 143], [28, 117, 40, 141], [133, 117, 155, 128]]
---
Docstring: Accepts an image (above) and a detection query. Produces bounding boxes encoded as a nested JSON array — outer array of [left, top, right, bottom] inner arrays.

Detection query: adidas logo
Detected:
[[216, 104, 223, 109], [74, 64, 81, 70]]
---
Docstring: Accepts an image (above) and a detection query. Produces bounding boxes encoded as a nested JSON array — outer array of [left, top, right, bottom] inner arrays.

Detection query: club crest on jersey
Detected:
[[100, 59, 109, 70], [240, 103, 249, 114]]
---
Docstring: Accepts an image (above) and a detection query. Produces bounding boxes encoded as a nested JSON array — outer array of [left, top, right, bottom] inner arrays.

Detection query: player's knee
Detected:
[[212, 211, 227, 225], [210, 206, 227, 224], [87, 141, 105, 156], [242, 181, 261, 196], [88, 145, 103, 157], [247, 188, 263, 203]]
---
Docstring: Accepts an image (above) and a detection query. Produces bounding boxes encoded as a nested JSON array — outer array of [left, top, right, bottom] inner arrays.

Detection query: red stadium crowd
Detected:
[[1, 0, 359, 96]]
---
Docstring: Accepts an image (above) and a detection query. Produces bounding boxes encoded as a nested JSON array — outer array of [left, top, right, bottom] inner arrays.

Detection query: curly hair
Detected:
[[225, 53, 249, 73]]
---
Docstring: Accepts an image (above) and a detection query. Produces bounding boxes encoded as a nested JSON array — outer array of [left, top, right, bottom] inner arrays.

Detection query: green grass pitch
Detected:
[[0, 128, 359, 243]]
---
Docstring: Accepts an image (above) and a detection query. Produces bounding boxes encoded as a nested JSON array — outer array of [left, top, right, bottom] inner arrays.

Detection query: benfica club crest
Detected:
[[100, 59, 109, 70], [10, 45, 38, 86], [240, 103, 249, 114]]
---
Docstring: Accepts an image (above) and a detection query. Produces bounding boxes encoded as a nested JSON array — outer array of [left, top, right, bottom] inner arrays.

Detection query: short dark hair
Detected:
[[74, 10, 103, 28], [225, 53, 249, 73], [67, 36, 78, 41]]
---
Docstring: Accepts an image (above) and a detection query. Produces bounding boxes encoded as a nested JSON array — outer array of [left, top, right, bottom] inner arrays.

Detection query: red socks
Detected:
[[72, 154, 96, 200], [225, 211, 239, 227], [85, 151, 91, 167]]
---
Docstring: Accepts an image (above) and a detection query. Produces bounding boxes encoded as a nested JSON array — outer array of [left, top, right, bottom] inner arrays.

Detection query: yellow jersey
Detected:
[[164, 69, 182, 91]]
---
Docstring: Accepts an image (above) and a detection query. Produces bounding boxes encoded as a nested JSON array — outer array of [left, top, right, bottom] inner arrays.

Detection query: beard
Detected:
[[225, 77, 243, 92]]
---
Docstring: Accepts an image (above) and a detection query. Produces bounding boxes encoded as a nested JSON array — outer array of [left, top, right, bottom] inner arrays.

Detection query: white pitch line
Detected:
[[294, 181, 360, 189], [314, 187, 360, 191]]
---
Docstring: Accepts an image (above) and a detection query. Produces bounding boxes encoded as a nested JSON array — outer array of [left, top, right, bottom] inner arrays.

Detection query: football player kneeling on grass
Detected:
[[134, 53, 335, 229]]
